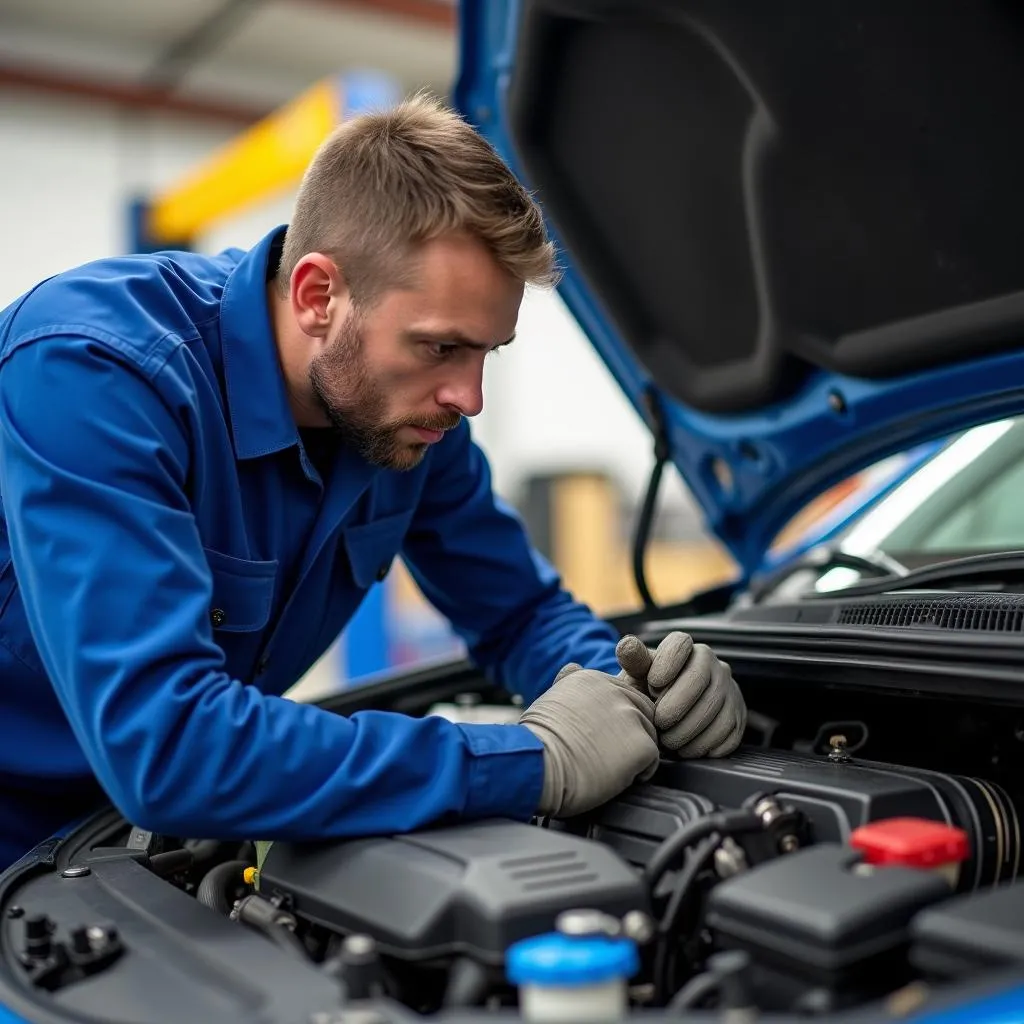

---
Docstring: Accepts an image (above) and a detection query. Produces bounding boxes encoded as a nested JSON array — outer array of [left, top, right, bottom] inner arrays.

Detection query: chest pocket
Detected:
[[204, 548, 278, 633], [342, 511, 414, 589]]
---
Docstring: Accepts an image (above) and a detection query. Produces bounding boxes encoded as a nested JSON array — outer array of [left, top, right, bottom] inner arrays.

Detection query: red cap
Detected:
[[849, 818, 969, 868]]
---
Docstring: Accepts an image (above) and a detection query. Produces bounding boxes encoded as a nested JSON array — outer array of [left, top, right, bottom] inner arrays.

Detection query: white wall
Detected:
[[0, 92, 236, 300], [0, 89, 697, 515]]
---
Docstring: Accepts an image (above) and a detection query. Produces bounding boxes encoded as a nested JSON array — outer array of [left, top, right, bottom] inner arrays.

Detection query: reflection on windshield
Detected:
[[840, 418, 1017, 559], [751, 418, 1024, 603], [814, 565, 867, 593]]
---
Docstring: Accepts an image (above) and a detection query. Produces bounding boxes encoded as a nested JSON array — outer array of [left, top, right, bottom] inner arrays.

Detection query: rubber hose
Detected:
[[668, 970, 721, 1012], [185, 839, 237, 868], [196, 859, 250, 915], [645, 810, 760, 889]]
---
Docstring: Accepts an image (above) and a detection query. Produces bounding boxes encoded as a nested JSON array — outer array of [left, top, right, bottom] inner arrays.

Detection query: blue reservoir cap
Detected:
[[507, 932, 639, 987]]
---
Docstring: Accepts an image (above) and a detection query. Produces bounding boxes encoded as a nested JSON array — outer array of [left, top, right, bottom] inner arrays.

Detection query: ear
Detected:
[[289, 253, 349, 340]]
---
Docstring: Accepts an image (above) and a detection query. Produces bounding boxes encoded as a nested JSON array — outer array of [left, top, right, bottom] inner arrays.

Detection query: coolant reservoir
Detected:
[[849, 817, 969, 889], [506, 932, 638, 1022]]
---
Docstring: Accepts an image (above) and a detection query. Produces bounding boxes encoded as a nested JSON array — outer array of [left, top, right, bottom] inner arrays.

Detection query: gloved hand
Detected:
[[616, 632, 746, 758], [520, 662, 661, 818]]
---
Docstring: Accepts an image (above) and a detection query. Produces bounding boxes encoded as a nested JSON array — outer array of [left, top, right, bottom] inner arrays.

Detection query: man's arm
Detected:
[[402, 421, 621, 704], [0, 335, 545, 839]]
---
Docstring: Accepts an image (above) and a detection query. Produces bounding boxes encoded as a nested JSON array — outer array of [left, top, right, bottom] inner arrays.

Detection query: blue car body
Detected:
[[454, 0, 1024, 581], [453, 2, 1024, 1021]]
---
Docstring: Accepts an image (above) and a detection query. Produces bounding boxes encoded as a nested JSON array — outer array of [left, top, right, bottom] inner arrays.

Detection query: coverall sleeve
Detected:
[[402, 421, 622, 704], [0, 336, 544, 839]]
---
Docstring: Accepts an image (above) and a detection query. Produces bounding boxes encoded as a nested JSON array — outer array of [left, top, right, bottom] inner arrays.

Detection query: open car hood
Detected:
[[454, 1, 1024, 577]]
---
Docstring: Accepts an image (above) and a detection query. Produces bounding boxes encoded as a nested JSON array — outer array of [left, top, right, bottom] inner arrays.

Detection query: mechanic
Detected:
[[0, 96, 745, 872]]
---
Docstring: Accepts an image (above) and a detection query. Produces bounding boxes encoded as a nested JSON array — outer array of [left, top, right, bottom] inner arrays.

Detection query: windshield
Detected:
[[841, 417, 1024, 558], [758, 417, 1024, 599]]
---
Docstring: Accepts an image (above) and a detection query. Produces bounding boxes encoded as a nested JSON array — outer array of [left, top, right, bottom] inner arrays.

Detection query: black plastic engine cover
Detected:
[[911, 880, 1024, 978], [562, 783, 715, 869], [706, 844, 950, 992], [258, 819, 648, 964], [580, 749, 1018, 890]]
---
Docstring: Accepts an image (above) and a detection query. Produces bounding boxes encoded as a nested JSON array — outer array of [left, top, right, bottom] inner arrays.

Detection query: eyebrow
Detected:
[[406, 329, 516, 352]]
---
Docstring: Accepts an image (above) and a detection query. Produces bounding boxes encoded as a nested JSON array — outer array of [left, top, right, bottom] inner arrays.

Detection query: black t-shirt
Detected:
[[299, 426, 338, 484]]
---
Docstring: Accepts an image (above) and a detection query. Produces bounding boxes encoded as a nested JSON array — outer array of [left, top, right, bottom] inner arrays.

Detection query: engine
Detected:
[[8, 740, 1021, 1018], [258, 820, 650, 967], [246, 747, 1023, 1015]]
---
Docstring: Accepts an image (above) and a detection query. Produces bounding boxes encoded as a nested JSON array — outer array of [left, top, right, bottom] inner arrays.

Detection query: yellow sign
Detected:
[[147, 77, 342, 244]]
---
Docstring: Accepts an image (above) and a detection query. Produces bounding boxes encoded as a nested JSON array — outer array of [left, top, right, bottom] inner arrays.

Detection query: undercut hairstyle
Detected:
[[277, 93, 558, 306]]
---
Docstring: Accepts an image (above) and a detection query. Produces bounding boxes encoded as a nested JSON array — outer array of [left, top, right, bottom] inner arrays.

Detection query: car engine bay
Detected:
[[3, 604, 1024, 1023], [249, 747, 1022, 1015]]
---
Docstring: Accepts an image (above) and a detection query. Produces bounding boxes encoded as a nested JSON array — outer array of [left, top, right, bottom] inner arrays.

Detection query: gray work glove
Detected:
[[616, 632, 746, 758], [520, 662, 661, 819]]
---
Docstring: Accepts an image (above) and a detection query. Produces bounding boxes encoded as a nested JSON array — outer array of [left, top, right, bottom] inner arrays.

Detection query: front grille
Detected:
[[836, 594, 1024, 632]]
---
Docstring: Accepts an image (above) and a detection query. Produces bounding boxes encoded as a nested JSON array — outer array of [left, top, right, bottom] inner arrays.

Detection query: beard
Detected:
[[309, 312, 461, 471]]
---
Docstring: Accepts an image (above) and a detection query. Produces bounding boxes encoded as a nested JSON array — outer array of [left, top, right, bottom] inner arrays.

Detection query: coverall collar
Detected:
[[219, 225, 299, 461]]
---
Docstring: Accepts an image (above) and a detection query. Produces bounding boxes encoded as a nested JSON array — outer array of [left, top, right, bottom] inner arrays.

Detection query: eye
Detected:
[[424, 341, 458, 361]]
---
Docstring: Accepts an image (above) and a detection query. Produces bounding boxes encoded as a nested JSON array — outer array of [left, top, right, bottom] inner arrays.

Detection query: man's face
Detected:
[[309, 233, 523, 471]]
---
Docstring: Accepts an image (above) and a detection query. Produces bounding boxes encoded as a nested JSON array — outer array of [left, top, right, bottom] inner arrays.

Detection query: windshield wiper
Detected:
[[803, 549, 1024, 599], [747, 545, 907, 603]]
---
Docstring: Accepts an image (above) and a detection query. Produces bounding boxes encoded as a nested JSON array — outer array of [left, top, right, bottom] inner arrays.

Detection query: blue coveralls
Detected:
[[0, 227, 621, 871]]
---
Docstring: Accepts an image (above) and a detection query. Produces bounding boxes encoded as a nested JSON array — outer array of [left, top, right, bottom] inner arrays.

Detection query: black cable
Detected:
[[633, 452, 667, 613], [633, 386, 673, 614], [645, 816, 717, 890], [645, 810, 760, 891], [652, 835, 720, 1003], [659, 836, 720, 941], [668, 951, 754, 1013], [668, 970, 721, 1012]]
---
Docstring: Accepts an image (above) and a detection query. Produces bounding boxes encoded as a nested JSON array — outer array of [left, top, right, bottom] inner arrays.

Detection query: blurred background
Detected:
[[0, 0, 742, 697]]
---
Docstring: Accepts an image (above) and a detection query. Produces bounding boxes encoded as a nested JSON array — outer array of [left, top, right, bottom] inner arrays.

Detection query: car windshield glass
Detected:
[[754, 417, 1024, 601], [840, 417, 1024, 565]]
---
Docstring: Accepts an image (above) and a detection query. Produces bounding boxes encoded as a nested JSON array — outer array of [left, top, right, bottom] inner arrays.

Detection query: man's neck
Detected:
[[267, 284, 329, 429]]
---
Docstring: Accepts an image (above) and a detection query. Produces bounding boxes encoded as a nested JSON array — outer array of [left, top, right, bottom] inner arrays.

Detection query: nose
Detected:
[[435, 363, 484, 418]]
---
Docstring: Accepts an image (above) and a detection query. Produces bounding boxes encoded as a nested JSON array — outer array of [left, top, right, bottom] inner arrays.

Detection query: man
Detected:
[[0, 96, 745, 872]]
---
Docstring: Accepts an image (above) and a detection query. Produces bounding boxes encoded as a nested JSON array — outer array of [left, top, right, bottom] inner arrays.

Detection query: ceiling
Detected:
[[0, 0, 457, 124]]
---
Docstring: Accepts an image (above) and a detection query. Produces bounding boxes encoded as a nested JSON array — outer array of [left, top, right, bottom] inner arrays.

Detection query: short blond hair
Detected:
[[277, 93, 558, 304]]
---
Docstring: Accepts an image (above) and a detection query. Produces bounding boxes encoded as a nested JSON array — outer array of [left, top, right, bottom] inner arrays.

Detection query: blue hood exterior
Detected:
[[453, 1, 1024, 579]]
